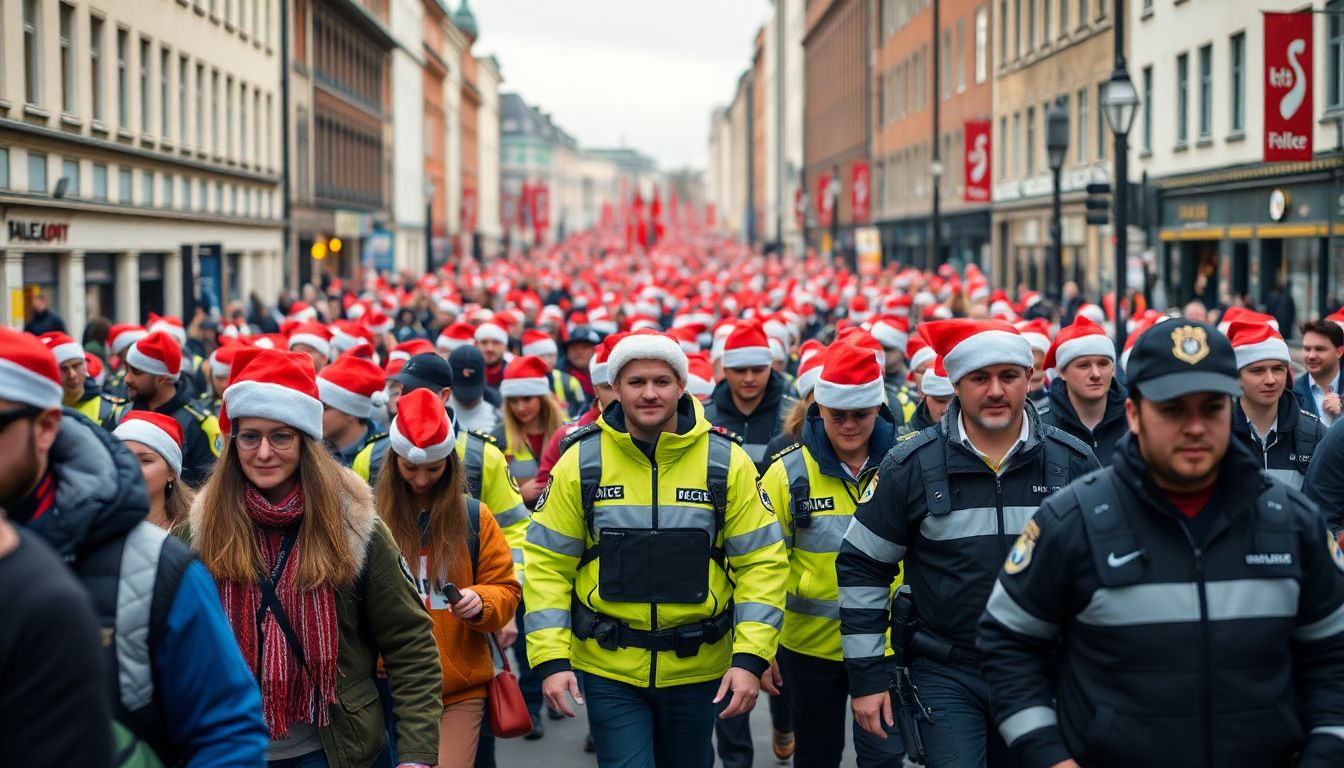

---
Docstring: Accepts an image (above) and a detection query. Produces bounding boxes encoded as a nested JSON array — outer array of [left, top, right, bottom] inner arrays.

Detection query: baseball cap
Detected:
[[447, 345, 487, 403], [566, 326, 602, 347], [389, 353, 453, 393], [1125, 319, 1241, 401]]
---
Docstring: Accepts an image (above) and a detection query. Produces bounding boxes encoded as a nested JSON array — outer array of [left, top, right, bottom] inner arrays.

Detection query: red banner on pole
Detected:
[[460, 189, 477, 232], [533, 183, 550, 231], [1264, 12, 1313, 162], [850, 161, 870, 224], [816, 173, 833, 228], [794, 187, 805, 228], [964, 120, 992, 202]]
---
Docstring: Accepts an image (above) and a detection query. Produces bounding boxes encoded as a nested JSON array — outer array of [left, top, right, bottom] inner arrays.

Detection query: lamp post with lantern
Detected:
[[1102, 0, 1140, 351], [1046, 98, 1071, 307]]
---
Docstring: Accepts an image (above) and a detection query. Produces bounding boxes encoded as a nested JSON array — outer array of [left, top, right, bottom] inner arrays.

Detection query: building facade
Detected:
[[476, 54, 502, 253], [0, 0, 284, 330], [389, 0, 425, 275]]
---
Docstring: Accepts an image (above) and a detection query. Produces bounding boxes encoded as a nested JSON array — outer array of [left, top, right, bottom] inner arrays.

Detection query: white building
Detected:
[[0, 0, 283, 330], [476, 54, 502, 252], [706, 106, 731, 232], [389, 0, 426, 274]]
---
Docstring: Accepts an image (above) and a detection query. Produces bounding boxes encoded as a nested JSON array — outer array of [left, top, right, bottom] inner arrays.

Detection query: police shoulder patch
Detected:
[[470, 430, 499, 445], [857, 472, 879, 505], [769, 443, 803, 463], [756, 478, 776, 515], [534, 479, 552, 512], [213, 433, 224, 455], [1004, 519, 1041, 575], [711, 425, 744, 445], [1328, 529, 1344, 574], [101, 393, 127, 405]]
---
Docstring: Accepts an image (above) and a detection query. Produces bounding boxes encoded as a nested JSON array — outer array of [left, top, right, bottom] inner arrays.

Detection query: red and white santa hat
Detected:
[[126, 331, 183, 380], [1121, 312, 1170, 372], [794, 346, 828, 400], [608, 330, 689, 383], [329, 320, 374, 357], [437, 322, 477, 353], [147, 314, 188, 346], [1217, 307, 1279, 336], [388, 388, 455, 464], [363, 310, 394, 336], [814, 342, 886, 410], [387, 339, 436, 376], [109, 323, 149, 356], [667, 326, 701, 355], [1076, 303, 1108, 328], [870, 315, 910, 354], [113, 411, 184, 478], [847, 295, 873, 324], [317, 353, 386, 419], [38, 331, 85, 364], [474, 319, 510, 345], [922, 357, 955, 398], [1013, 319, 1053, 356], [920, 319, 1033, 384], [209, 341, 242, 381], [0, 328, 63, 409], [906, 332, 936, 373], [687, 352, 715, 399], [1326, 309, 1344, 331], [521, 329, 559, 358], [221, 348, 323, 441], [720, 322, 773, 369], [85, 352, 106, 385], [1227, 320, 1291, 371], [1043, 316, 1114, 372], [500, 355, 552, 398], [287, 321, 332, 360]]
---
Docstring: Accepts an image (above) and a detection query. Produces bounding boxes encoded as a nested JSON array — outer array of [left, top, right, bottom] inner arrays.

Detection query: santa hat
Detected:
[[147, 314, 188, 346], [848, 295, 873, 324], [1326, 309, 1344, 330], [687, 353, 715, 399], [474, 319, 510, 345], [608, 330, 689, 383], [814, 343, 885, 410], [1217, 307, 1279, 336], [522, 330, 559, 358], [768, 337, 787, 363], [798, 339, 825, 369], [0, 328, 63, 409], [836, 327, 887, 368], [589, 333, 625, 388], [721, 322, 773, 369], [287, 301, 318, 323], [126, 331, 183, 380], [667, 326, 701, 355], [317, 354, 386, 419], [921, 357, 955, 398], [222, 348, 323, 441], [920, 319, 1033, 384], [329, 320, 374, 357], [1121, 312, 1170, 371], [1228, 320, 1291, 371], [363, 310, 393, 336], [1013, 319, 1053, 356], [387, 339, 436, 376], [1044, 316, 1114, 372], [1076, 303, 1108, 328], [795, 346, 828, 399], [86, 352, 106, 386], [870, 315, 910, 354], [500, 356, 552, 398], [388, 388, 455, 464], [437, 322, 477, 353], [287, 322, 332, 360], [109, 324, 149, 356], [38, 332, 85, 364], [906, 333, 936, 373], [209, 342, 242, 381], [113, 411, 184, 478]]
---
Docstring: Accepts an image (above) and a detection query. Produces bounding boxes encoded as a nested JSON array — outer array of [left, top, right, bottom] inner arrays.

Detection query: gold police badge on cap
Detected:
[[1171, 326, 1210, 365]]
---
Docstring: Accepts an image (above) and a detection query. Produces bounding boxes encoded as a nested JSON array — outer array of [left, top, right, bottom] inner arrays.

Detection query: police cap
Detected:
[[1126, 319, 1241, 401]]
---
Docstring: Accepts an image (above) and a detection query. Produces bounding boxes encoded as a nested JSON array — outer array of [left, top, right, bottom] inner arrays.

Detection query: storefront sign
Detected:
[[1264, 12, 1313, 162], [7, 220, 69, 244], [855, 227, 882, 275], [1176, 203, 1209, 223], [964, 121, 992, 203], [851, 162, 871, 224]]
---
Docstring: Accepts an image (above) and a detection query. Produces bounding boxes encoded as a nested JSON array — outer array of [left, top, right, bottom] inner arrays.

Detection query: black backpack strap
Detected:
[[904, 432, 951, 517], [256, 528, 308, 672], [463, 432, 486, 498], [1071, 468, 1145, 587], [779, 445, 813, 531], [706, 431, 733, 541], [577, 431, 604, 541]]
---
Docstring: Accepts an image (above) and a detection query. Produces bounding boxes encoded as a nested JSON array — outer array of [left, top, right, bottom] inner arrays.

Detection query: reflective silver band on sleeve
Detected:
[[525, 523, 586, 558], [841, 632, 887, 659], [1296, 601, 1344, 643], [985, 581, 1060, 640], [999, 705, 1058, 746], [735, 601, 785, 629], [524, 608, 571, 632], [842, 519, 907, 564]]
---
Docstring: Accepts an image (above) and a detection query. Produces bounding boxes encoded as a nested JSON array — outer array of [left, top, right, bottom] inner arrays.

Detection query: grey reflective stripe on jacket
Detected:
[[117, 522, 169, 712], [464, 433, 486, 497], [508, 458, 539, 480]]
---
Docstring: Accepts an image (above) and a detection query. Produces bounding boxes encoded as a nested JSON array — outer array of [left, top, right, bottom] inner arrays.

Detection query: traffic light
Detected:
[[1085, 182, 1112, 226]]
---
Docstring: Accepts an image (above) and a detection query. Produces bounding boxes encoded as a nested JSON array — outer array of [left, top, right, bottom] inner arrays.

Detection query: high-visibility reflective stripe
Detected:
[[495, 503, 530, 528], [786, 593, 840, 620], [743, 443, 768, 463], [1312, 726, 1344, 743], [735, 601, 785, 629], [1264, 467, 1304, 489], [509, 459, 539, 480], [838, 585, 891, 612], [1296, 601, 1344, 643], [512, 548, 525, 565], [985, 582, 1059, 640], [526, 608, 571, 632], [919, 506, 1038, 541], [792, 514, 852, 554], [578, 434, 602, 473], [526, 524, 586, 558], [842, 632, 887, 659], [657, 505, 718, 538], [1078, 579, 1299, 627], [999, 706, 1057, 746], [843, 519, 907, 564], [725, 524, 784, 557]]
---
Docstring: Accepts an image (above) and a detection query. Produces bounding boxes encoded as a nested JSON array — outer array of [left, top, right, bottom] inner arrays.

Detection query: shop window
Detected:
[[27, 151, 47, 193]]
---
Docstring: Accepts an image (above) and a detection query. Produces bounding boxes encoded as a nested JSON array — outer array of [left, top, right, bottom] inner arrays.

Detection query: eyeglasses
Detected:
[[234, 429, 298, 452], [0, 405, 40, 432]]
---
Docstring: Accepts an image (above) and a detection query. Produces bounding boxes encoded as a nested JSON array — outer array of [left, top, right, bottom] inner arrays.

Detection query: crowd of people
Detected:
[[4, 228, 1344, 768]]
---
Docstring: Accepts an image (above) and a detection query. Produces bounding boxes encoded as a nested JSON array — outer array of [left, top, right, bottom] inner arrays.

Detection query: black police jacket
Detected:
[[978, 433, 1344, 768], [1036, 377, 1129, 464], [131, 385, 218, 486], [1231, 393, 1321, 491], [835, 399, 1098, 697], [897, 398, 938, 436], [705, 370, 797, 473]]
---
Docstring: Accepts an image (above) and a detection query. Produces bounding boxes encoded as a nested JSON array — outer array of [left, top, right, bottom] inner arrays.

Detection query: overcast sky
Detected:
[[470, 0, 773, 172]]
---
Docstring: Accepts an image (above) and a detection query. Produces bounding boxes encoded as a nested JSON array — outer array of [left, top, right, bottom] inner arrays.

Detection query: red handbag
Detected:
[[485, 634, 534, 738]]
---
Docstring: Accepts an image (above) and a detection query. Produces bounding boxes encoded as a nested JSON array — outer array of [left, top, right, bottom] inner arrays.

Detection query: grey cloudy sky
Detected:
[[470, 0, 773, 171]]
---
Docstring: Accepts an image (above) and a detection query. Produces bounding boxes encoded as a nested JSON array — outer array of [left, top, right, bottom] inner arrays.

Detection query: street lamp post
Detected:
[[1102, 0, 1140, 353], [424, 181, 435, 276], [1046, 98, 1071, 307]]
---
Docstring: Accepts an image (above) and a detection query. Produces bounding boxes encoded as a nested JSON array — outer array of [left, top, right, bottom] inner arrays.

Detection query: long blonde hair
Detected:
[[503, 394, 566, 458], [163, 479, 197, 533], [781, 392, 814, 442], [374, 446, 471, 588], [193, 434, 360, 589]]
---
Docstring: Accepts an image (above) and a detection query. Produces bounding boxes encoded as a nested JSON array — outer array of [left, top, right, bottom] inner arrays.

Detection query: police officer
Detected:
[[837, 319, 1098, 768], [316, 354, 390, 471], [524, 331, 788, 768], [1225, 320, 1321, 490], [1036, 316, 1129, 463], [123, 331, 221, 486], [705, 321, 798, 473], [761, 342, 904, 767], [898, 356, 954, 436], [40, 332, 125, 429], [871, 315, 918, 421], [522, 329, 587, 418], [978, 319, 1344, 768], [192, 344, 237, 419]]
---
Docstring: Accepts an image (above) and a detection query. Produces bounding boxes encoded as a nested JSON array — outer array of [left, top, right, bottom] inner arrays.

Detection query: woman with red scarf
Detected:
[[188, 347, 442, 768]]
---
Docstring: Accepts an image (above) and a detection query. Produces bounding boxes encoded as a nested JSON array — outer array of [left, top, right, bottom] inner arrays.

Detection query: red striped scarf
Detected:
[[218, 481, 339, 739]]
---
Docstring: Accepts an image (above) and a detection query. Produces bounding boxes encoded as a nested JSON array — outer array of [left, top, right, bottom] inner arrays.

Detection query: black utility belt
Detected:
[[909, 629, 981, 667], [572, 598, 733, 659]]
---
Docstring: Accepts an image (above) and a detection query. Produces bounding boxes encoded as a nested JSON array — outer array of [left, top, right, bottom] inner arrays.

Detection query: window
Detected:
[[117, 29, 129, 128], [942, 28, 952, 98], [195, 64, 205, 147], [1000, 1, 1008, 65], [1197, 44, 1213, 139], [1176, 52, 1189, 145], [225, 76, 234, 158], [1043, 0, 1051, 43], [1013, 111, 1022, 177], [93, 163, 107, 200], [139, 38, 150, 132], [28, 152, 47, 193], [1230, 33, 1246, 131], [61, 157, 79, 197], [1097, 83, 1107, 161], [1078, 0, 1087, 28], [90, 16, 105, 121], [212, 70, 220, 154], [956, 18, 967, 92], [240, 84, 248, 163], [1059, 0, 1068, 36], [163, 175, 173, 206], [1028, 0, 1036, 51], [975, 7, 989, 83], [1026, 106, 1036, 174], [1014, 0, 1022, 59], [1142, 65, 1153, 151], [1331, 6, 1344, 110], [59, 3, 74, 113], [118, 166, 131, 201], [179, 175, 189, 207], [179, 56, 189, 142], [23, 0, 41, 105], [0, 149, 8, 189], [160, 48, 170, 137], [1077, 88, 1089, 162], [141, 170, 153, 205]]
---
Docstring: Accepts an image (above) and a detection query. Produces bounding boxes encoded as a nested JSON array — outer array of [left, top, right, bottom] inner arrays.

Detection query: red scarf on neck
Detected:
[[217, 481, 339, 739]]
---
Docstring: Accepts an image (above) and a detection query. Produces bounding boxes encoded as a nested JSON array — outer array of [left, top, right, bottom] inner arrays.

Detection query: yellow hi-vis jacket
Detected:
[[523, 397, 788, 687]]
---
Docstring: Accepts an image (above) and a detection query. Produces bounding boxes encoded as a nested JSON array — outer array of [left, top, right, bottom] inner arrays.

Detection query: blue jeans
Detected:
[[777, 646, 905, 768], [910, 657, 1014, 768], [269, 751, 329, 768], [584, 673, 718, 768]]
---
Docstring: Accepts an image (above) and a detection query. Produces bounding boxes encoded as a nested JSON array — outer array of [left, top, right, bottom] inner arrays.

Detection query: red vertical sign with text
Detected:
[[850, 161, 870, 224], [794, 187, 805, 228], [964, 120, 993, 202], [816, 172, 833, 228], [1264, 12, 1313, 162]]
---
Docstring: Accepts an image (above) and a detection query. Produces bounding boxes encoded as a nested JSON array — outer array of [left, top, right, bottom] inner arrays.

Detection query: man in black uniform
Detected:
[[1037, 316, 1128, 463], [123, 331, 221, 486], [978, 319, 1344, 768], [837, 318, 1098, 768], [1225, 320, 1321, 491], [706, 321, 798, 473]]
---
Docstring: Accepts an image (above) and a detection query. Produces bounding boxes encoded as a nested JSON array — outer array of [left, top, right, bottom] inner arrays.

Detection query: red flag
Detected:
[[632, 192, 647, 248], [518, 183, 532, 230], [816, 173, 834, 228], [964, 121, 992, 203], [706, 203, 716, 230], [650, 187, 664, 245], [1265, 12, 1313, 162], [794, 187, 805, 228], [850, 162, 870, 224]]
